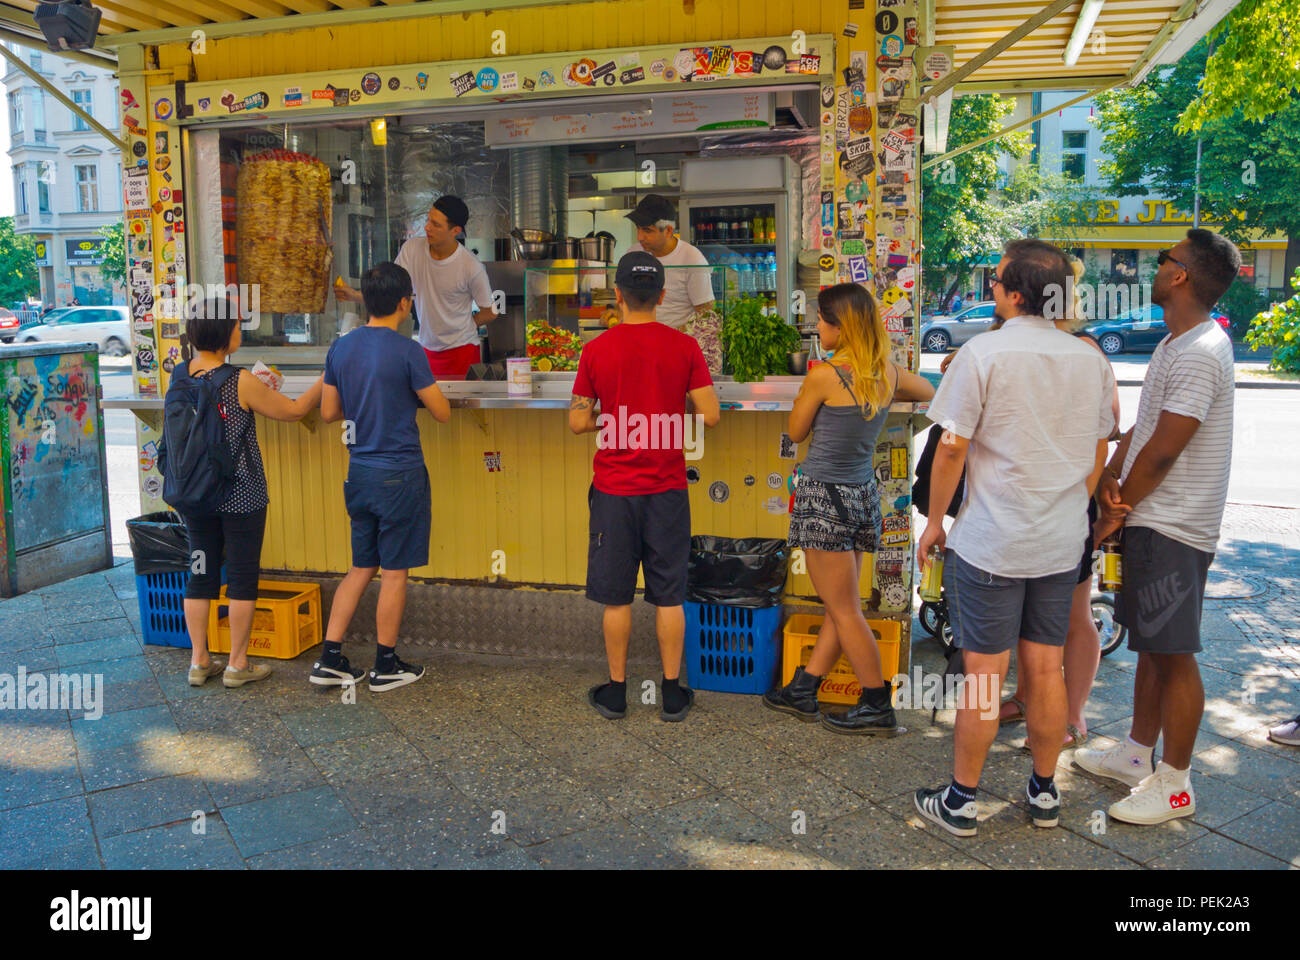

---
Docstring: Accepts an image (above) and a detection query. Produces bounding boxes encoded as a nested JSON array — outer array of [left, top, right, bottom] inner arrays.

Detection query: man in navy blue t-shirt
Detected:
[[314, 261, 450, 692]]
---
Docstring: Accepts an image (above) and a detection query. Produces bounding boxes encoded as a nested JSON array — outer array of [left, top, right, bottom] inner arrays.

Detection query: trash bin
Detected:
[[686, 535, 789, 609], [126, 511, 193, 648], [684, 536, 790, 694]]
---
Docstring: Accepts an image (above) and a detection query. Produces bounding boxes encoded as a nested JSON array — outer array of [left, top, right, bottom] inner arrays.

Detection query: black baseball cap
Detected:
[[432, 195, 470, 230], [615, 251, 665, 291], [626, 194, 677, 228]]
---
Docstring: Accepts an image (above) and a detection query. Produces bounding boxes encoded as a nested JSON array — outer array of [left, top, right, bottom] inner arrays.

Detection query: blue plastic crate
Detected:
[[683, 601, 783, 695], [136, 570, 191, 648]]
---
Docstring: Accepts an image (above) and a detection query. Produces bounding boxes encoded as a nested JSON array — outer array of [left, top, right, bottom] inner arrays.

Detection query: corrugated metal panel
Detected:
[[254, 408, 869, 599]]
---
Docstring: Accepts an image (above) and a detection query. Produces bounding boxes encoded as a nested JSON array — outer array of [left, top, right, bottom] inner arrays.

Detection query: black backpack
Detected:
[[157, 361, 251, 515]]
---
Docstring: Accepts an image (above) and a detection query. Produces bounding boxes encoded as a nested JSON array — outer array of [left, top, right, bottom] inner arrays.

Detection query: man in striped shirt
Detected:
[[1077, 228, 1241, 826]]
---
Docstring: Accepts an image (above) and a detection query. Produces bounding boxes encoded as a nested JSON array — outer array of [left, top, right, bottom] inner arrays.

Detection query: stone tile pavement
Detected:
[[0, 504, 1296, 870]]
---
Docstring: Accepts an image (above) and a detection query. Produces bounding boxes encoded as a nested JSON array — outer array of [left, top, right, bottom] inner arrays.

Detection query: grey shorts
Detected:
[[787, 477, 881, 553], [944, 550, 1077, 655], [1115, 526, 1213, 655]]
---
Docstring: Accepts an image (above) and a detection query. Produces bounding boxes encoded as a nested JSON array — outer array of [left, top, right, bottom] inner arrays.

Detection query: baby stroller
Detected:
[[911, 424, 1126, 657]]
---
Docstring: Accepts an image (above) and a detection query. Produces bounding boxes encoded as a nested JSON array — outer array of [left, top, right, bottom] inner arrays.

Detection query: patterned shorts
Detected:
[[787, 477, 881, 553]]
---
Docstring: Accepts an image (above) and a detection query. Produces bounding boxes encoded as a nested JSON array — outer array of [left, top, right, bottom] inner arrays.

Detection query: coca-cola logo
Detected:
[[820, 678, 862, 696]]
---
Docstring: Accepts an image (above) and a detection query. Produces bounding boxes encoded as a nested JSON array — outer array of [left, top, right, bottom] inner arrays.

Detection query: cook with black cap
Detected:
[[618, 194, 715, 332], [337, 195, 499, 378]]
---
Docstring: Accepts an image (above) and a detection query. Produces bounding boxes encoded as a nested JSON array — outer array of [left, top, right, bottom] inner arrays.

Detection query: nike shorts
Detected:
[[1115, 526, 1213, 655]]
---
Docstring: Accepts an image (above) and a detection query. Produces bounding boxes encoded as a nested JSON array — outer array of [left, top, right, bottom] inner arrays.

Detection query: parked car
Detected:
[[0, 307, 19, 343], [919, 300, 997, 352], [1084, 304, 1231, 356], [15, 305, 131, 356]]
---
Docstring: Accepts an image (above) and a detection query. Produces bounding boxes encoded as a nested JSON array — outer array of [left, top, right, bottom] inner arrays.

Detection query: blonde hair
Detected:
[[819, 282, 892, 418]]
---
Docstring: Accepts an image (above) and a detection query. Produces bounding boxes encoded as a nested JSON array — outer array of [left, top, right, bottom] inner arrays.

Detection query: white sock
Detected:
[[1125, 735, 1155, 755]]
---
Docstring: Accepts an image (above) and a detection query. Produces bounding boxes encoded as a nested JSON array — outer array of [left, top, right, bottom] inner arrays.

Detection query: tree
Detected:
[[922, 94, 1096, 305], [0, 217, 39, 304], [1180, 0, 1300, 131], [1095, 38, 1300, 280], [98, 220, 125, 291]]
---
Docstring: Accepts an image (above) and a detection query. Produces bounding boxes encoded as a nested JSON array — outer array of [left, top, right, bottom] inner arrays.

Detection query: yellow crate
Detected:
[[781, 614, 901, 705], [207, 579, 321, 660]]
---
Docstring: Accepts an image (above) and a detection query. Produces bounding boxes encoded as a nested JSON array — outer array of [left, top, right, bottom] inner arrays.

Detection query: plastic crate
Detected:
[[683, 601, 783, 695], [136, 570, 192, 648], [781, 614, 902, 705], [207, 579, 321, 660]]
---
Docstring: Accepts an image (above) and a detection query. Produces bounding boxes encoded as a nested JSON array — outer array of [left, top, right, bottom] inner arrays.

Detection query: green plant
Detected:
[[1245, 266, 1300, 373], [722, 296, 801, 382], [1217, 278, 1271, 338]]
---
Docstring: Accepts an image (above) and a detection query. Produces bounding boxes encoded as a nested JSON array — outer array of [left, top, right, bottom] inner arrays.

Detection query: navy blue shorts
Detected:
[[944, 550, 1077, 655], [586, 485, 690, 607], [343, 463, 431, 571]]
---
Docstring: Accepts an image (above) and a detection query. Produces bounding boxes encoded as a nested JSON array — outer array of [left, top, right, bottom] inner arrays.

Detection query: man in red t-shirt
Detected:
[[570, 251, 720, 722]]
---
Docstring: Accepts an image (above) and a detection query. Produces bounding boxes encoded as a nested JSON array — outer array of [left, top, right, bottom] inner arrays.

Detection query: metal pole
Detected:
[[0, 42, 128, 152], [1193, 137, 1202, 228]]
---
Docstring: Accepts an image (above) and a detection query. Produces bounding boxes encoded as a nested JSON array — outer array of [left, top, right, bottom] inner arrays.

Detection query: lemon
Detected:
[[536, 357, 553, 371]]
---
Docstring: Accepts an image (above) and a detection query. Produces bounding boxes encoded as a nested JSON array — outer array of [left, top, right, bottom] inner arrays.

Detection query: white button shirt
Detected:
[[926, 316, 1116, 578]]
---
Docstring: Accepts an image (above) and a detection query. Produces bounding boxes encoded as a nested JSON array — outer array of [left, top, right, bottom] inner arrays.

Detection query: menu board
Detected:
[[485, 93, 773, 147]]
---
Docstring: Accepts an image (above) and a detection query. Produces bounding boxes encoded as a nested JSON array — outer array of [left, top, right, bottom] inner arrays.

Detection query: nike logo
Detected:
[[1135, 580, 1194, 636]]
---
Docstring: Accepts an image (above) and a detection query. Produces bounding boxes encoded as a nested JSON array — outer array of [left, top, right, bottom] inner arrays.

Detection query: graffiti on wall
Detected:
[[4, 353, 104, 551]]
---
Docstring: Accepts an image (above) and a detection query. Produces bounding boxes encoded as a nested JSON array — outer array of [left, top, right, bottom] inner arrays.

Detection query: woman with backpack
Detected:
[[166, 300, 323, 688], [763, 283, 934, 733]]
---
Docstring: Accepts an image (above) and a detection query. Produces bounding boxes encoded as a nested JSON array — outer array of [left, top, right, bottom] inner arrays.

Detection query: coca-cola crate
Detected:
[[683, 602, 783, 695], [206, 579, 321, 660], [781, 614, 901, 705]]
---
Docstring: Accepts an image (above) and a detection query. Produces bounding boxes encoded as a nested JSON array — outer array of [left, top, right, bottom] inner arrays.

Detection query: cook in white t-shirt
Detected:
[[338, 196, 500, 377], [622, 194, 715, 330]]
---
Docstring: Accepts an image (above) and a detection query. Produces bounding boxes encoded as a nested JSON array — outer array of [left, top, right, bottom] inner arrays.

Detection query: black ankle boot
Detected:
[[819, 684, 897, 735], [762, 666, 822, 722]]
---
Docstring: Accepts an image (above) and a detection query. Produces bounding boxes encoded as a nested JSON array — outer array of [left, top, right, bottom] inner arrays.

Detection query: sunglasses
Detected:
[[1157, 249, 1189, 272]]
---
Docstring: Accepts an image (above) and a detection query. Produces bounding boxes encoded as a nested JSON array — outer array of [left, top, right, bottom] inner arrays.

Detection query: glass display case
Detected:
[[523, 263, 740, 337]]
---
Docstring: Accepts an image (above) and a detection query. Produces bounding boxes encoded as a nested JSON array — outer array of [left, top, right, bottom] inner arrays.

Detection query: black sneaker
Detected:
[[368, 655, 425, 693], [1026, 783, 1060, 828], [310, 654, 365, 687], [587, 683, 627, 720], [913, 786, 978, 838], [661, 684, 695, 723]]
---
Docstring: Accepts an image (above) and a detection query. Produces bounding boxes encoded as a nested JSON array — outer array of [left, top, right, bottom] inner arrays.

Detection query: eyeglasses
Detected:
[[1157, 249, 1188, 272], [990, 273, 1004, 288]]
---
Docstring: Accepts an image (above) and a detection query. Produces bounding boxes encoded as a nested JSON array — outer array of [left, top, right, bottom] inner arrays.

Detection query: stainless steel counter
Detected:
[[101, 372, 926, 416]]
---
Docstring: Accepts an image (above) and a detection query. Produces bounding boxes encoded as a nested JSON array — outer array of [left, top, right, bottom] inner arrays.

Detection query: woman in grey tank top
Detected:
[[763, 283, 934, 734]]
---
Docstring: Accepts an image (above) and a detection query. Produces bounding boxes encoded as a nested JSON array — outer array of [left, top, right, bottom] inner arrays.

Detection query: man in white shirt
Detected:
[[338, 196, 500, 378], [914, 239, 1115, 839], [1077, 228, 1240, 827], [621, 194, 714, 331]]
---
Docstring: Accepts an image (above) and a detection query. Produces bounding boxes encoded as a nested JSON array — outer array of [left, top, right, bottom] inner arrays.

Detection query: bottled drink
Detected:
[[752, 209, 765, 243], [716, 208, 730, 242], [767, 252, 778, 293], [731, 209, 743, 242], [765, 214, 776, 242], [738, 208, 750, 242], [920, 546, 944, 602], [1099, 536, 1122, 592], [738, 255, 754, 295]]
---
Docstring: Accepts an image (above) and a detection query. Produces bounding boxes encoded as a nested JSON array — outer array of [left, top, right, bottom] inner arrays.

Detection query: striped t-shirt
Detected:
[[1122, 320, 1234, 553]]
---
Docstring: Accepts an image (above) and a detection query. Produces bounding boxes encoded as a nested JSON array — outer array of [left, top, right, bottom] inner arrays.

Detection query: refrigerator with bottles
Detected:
[[676, 156, 802, 321]]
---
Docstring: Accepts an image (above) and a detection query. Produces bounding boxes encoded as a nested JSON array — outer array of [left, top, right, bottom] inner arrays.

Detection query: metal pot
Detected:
[[788, 351, 808, 375], [512, 227, 554, 244], [513, 239, 553, 260], [555, 237, 583, 259], [579, 233, 614, 262]]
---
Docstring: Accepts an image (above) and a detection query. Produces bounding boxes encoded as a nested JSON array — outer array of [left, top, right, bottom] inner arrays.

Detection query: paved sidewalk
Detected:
[[1, 504, 1296, 870]]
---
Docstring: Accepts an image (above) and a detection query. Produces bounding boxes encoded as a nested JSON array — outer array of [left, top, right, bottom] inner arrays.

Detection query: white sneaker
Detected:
[[1073, 739, 1155, 788], [1267, 715, 1300, 747], [1108, 764, 1195, 826]]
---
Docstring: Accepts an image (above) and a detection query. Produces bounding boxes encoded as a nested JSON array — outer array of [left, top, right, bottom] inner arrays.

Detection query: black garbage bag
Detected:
[[126, 512, 191, 576], [687, 535, 789, 609]]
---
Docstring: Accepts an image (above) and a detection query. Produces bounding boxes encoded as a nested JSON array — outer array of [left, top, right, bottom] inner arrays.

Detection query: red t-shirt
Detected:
[[572, 321, 713, 495]]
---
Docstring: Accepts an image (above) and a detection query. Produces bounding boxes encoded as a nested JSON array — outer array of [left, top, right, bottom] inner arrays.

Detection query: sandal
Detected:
[[1063, 724, 1087, 749], [998, 696, 1026, 726]]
